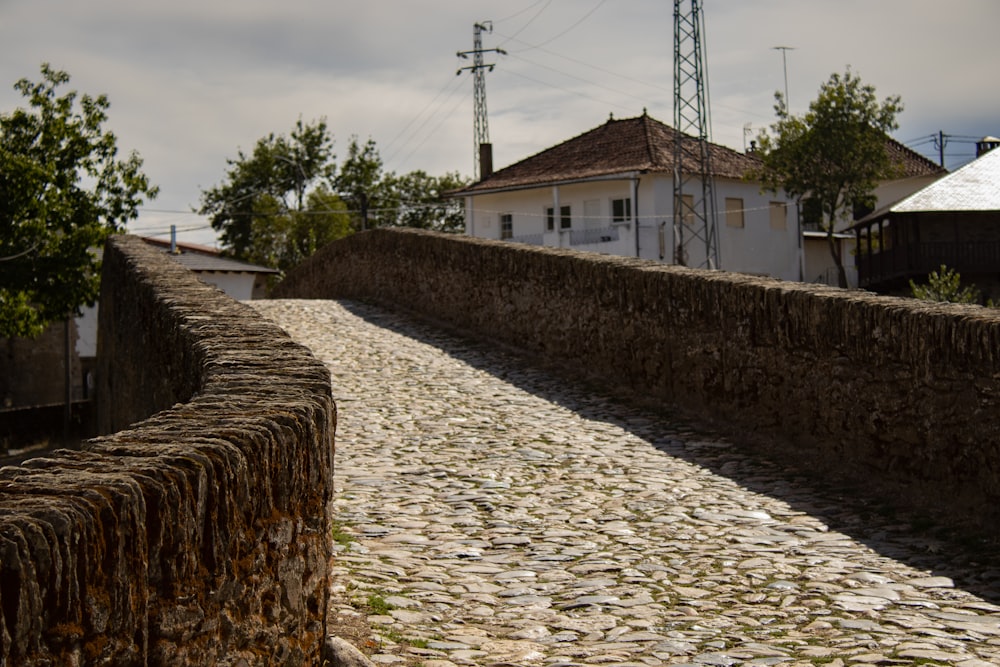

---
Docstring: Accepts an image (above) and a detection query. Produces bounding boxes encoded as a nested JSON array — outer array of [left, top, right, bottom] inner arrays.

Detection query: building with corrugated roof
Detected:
[[854, 143, 1000, 296]]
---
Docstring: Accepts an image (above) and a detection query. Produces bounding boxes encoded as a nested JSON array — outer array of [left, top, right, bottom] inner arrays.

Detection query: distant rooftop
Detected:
[[454, 112, 764, 195], [453, 113, 945, 197], [892, 146, 1000, 213], [141, 237, 279, 274]]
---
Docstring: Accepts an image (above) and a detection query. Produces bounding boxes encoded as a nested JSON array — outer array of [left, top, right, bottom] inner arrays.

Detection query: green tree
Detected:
[[0, 64, 158, 338], [755, 69, 903, 287], [198, 118, 347, 271], [386, 170, 469, 232], [910, 265, 981, 304], [335, 136, 388, 231]]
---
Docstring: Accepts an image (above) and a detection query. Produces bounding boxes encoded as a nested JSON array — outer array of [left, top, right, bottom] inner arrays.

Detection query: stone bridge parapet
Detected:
[[276, 227, 1000, 530], [0, 235, 335, 665]]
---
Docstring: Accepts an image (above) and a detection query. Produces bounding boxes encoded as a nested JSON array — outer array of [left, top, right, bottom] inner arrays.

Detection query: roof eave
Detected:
[[452, 170, 646, 197]]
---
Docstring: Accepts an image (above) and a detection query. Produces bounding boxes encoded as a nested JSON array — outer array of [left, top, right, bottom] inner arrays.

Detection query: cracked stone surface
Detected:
[[253, 299, 1000, 667]]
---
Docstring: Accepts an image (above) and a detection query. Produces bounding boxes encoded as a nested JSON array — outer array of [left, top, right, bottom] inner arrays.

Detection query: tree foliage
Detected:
[[333, 137, 470, 232], [755, 69, 902, 287], [385, 170, 468, 232], [910, 265, 981, 304], [335, 136, 385, 231], [198, 118, 345, 271], [202, 128, 470, 273], [0, 64, 158, 338]]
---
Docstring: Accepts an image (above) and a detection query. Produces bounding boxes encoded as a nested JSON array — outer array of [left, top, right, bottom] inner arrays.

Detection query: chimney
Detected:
[[170, 225, 178, 254], [976, 136, 1000, 157], [479, 143, 493, 179]]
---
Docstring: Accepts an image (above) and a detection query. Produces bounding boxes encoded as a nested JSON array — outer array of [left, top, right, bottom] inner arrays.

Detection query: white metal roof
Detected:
[[892, 147, 1000, 213]]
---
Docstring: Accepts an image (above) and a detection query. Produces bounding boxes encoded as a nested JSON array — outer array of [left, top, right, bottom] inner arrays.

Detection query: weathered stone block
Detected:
[[0, 235, 335, 665]]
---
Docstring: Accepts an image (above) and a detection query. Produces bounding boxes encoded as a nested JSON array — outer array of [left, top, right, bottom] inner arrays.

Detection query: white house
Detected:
[[455, 112, 946, 288], [454, 112, 803, 282]]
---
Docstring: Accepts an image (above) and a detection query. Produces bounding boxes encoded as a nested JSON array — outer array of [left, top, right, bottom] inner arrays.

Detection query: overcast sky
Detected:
[[3, 0, 998, 246]]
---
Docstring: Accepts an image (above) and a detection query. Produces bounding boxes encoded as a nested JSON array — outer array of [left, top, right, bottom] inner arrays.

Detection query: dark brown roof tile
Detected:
[[457, 113, 761, 194]]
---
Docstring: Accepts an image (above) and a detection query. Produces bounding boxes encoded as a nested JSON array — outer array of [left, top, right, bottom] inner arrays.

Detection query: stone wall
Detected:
[[1, 318, 81, 409], [275, 227, 1000, 527], [0, 235, 335, 665]]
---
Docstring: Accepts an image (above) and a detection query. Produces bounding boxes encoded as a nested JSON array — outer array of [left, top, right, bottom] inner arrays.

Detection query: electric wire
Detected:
[[497, 68, 635, 115], [495, 0, 552, 46], [514, 0, 608, 51], [494, 0, 551, 26], [384, 72, 471, 172], [503, 51, 655, 108], [382, 72, 468, 160], [394, 83, 473, 171]]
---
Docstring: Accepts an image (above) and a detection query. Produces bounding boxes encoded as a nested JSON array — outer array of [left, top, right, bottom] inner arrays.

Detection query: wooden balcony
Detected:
[[857, 241, 1000, 288]]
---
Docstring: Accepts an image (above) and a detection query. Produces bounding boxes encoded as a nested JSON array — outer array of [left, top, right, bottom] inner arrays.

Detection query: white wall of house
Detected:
[[715, 178, 801, 281], [872, 175, 942, 217], [76, 304, 99, 359], [465, 178, 640, 258], [803, 233, 857, 287], [464, 173, 801, 282], [195, 272, 257, 301]]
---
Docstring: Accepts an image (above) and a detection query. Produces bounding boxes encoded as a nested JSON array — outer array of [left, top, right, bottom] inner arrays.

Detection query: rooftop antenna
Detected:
[[457, 21, 506, 180], [772, 46, 794, 109], [673, 0, 720, 269]]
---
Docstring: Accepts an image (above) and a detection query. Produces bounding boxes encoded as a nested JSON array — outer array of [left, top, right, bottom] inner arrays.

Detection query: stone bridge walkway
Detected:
[[252, 299, 1000, 667]]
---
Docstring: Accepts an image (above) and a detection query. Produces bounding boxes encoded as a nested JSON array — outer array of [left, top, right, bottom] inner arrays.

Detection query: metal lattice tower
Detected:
[[673, 0, 720, 269], [457, 21, 505, 180]]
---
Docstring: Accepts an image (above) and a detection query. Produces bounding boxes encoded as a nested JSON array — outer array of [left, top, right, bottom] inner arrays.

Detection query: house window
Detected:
[[546, 205, 571, 230], [802, 196, 822, 230], [725, 198, 744, 228], [500, 213, 513, 239], [769, 201, 787, 230], [679, 194, 695, 224], [612, 198, 632, 223]]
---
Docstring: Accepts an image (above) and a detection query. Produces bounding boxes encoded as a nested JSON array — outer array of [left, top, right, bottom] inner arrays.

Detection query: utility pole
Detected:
[[936, 130, 948, 168], [673, 0, 719, 269], [457, 21, 505, 180]]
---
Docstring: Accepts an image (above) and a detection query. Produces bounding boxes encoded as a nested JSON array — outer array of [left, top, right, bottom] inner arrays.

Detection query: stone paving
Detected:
[[252, 299, 1000, 667]]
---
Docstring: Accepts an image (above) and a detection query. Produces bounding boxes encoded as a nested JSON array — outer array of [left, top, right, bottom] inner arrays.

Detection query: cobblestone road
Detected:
[[253, 299, 1000, 667]]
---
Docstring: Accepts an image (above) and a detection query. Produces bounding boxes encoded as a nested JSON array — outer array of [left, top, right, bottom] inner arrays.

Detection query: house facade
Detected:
[[455, 113, 804, 282]]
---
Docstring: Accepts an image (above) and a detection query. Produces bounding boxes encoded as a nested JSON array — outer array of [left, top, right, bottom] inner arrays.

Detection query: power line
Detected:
[[492, 29, 772, 125], [503, 51, 655, 107], [382, 72, 468, 162], [497, 68, 634, 114], [495, 0, 552, 43], [392, 85, 472, 171], [384, 74, 470, 170], [515, 0, 608, 51]]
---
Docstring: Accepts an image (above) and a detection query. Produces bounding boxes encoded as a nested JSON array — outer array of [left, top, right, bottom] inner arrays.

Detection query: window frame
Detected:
[[769, 201, 787, 230], [611, 197, 632, 224], [725, 197, 745, 229], [500, 212, 513, 239], [546, 205, 572, 230]]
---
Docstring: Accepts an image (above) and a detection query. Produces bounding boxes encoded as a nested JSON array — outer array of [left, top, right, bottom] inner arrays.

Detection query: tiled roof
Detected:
[[455, 113, 763, 194], [884, 137, 947, 179], [454, 113, 947, 197], [893, 147, 1000, 212]]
